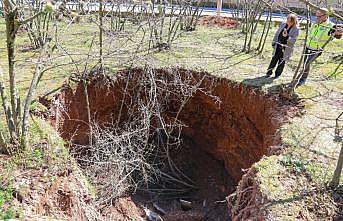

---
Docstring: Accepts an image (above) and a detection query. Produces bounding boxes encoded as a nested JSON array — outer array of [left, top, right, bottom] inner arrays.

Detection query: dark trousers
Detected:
[[298, 48, 322, 84], [267, 46, 286, 77]]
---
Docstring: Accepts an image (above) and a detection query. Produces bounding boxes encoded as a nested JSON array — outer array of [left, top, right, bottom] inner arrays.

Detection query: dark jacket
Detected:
[[272, 22, 300, 61]]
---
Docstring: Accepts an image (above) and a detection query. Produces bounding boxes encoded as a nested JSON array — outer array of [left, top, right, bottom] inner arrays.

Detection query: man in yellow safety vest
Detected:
[[297, 8, 342, 86]]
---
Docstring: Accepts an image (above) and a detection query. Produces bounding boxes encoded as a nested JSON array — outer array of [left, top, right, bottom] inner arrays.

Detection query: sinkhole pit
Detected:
[[46, 68, 291, 220]]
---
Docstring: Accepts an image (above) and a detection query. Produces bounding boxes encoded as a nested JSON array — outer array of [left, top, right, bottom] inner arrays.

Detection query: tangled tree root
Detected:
[[227, 167, 268, 221]]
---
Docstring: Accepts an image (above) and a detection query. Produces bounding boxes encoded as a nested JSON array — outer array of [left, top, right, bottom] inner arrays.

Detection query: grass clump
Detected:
[[0, 185, 20, 220], [4, 118, 69, 170], [281, 153, 316, 179], [255, 155, 297, 201]]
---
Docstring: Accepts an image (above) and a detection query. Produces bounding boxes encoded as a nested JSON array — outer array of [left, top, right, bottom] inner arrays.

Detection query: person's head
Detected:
[[286, 14, 298, 27], [316, 8, 329, 24]]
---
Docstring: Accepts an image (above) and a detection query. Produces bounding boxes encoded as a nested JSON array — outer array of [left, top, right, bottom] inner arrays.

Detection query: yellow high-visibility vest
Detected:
[[306, 20, 334, 50]]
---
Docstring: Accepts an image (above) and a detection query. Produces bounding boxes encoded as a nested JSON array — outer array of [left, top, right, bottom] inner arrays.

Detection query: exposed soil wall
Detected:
[[178, 80, 285, 182], [47, 68, 288, 184], [199, 16, 237, 29]]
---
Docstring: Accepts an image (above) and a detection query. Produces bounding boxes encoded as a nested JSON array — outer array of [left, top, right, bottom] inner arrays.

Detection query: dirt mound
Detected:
[[9, 166, 97, 220], [3, 157, 146, 220], [45, 68, 293, 220], [199, 16, 237, 29]]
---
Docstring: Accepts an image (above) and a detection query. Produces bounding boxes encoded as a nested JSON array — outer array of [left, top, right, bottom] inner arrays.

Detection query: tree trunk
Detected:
[[331, 142, 343, 188], [0, 69, 12, 140], [4, 0, 19, 141], [257, 6, 271, 52], [259, 8, 272, 54], [247, 0, 262, 52], [99, 0, 104, 69], [21, 58, 43, 148], [0, 130, 7, 154], [247, 9, 262, 52], [291, 6, 310, 91]]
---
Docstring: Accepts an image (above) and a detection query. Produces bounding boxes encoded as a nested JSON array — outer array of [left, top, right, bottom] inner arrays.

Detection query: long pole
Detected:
[[217, 0, 222, 16]]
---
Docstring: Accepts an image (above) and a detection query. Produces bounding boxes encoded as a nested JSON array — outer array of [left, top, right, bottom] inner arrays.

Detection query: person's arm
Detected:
[[329, 25, 337, 36], [287, 27, 299, 47], [330, 25, 342, 39]]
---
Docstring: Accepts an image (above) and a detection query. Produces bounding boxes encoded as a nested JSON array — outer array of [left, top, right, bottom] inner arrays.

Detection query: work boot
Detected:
[[296, 79, 305, 87], [266, 70, 272, 77]]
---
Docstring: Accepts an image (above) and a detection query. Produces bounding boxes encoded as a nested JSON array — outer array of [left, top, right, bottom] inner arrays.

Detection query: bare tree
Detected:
[[257, 2, 272, 53], [0, 0, 57, 150], [21, 42, 56, 148], [241, 0, 265, 52], [145, 1, 185, 51], [25, 1, 54, 49], [108, 0, 131, 32], [180, 0, 203, 31]]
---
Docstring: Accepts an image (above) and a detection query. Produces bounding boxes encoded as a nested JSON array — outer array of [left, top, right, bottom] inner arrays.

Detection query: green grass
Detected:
[[0, 17, 341, 97], [1, 117, 69, 177], [0, 118, 69, 219], [0, 185, 18, 220], [0, 16, 342, 220]]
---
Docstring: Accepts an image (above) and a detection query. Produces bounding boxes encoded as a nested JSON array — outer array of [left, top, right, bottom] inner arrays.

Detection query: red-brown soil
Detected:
[[102, 197, 145, 220], [199, 16, 237, 29], [45, 68, 292, 220], [8, 166, 97, 220]]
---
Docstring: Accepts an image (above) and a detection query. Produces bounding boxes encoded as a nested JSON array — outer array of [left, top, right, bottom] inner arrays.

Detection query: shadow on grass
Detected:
[[226, 53, 260, 67], [266, 83, 292, 94], [242, 76, 274, 87], [267, 185, 329, 207], [214, 53, 261, 71]]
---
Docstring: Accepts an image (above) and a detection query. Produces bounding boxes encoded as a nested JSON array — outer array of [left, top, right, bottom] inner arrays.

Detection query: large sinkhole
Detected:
[[46, 68, 289, 220]]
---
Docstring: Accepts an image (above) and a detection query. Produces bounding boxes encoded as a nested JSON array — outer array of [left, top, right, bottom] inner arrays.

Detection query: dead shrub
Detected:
[[71, 67, 219, 208]]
